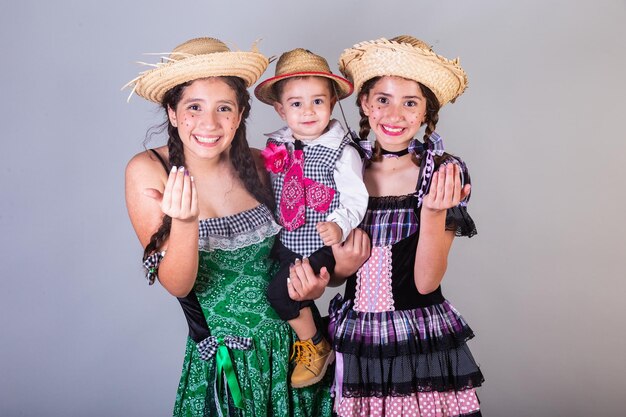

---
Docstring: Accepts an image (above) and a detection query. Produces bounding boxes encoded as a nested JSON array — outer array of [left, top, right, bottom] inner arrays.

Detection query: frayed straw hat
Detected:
[[254, 48, 353, 105], [123, 37, 269, 103], [338, 36, 468, 106]]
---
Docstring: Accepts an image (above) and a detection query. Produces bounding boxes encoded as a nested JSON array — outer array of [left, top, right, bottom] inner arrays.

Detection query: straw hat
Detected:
[[338, 36, 468, 106], [254, 48, 353, 105], [124, 37, 269, 103]]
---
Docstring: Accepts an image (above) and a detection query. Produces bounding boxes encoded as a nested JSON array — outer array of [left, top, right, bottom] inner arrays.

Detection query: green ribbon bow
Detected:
[[215, 342, 245, 409]]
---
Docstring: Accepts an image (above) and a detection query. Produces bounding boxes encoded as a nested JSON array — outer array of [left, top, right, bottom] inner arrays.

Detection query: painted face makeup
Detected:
[[360, 76, 426, 152], [273, 77, 335, 140], [167, 77, 242, 161]]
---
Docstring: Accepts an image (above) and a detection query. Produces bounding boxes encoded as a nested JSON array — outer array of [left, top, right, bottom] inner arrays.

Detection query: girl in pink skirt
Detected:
[[329, 36, 484, 417]]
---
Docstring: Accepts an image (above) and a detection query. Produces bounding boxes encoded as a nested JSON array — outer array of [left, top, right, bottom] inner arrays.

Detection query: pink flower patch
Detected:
[[261, 143, 289, 173]]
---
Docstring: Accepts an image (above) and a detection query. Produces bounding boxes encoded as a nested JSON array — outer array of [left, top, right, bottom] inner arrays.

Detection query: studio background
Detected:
[[1, 1, 624, 416]]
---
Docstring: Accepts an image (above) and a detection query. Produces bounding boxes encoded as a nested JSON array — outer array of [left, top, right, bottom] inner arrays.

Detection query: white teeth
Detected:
[[195, 136, 219, 143], [383, 126, 403, 133]]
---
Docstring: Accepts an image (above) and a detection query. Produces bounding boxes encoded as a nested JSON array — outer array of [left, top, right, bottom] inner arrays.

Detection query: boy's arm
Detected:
[[326, 145, 369, 242]]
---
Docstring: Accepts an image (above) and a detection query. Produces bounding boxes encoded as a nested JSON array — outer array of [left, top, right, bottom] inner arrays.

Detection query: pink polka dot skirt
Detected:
[[335, 389, 481, 417]]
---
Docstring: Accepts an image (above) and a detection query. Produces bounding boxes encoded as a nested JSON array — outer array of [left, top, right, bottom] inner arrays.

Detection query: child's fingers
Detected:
[[316, 222, 328, 234]]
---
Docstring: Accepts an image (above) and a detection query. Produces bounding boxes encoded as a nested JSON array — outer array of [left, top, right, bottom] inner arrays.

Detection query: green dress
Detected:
[[167, 205, 332, 417]]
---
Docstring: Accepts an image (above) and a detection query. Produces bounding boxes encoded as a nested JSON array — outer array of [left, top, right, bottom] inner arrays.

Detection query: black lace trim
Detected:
[[367, 194, 417, 211], [339, 345, 485, 396], [341, 370, 485, 397], [446, 205, 477, 238]]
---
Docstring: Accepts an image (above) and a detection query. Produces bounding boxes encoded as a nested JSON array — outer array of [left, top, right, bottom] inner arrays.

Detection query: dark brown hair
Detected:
[[142, 76, 274, 267]]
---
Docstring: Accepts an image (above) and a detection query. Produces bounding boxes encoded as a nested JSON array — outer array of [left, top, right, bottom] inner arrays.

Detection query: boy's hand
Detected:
[[316, 221, 342, 246]]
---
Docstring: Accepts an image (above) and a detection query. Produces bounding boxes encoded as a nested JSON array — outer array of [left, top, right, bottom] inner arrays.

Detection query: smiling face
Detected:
[[360, 76, 427, 151], [167, 77, 242, 161], [272, 76, 336, 140]]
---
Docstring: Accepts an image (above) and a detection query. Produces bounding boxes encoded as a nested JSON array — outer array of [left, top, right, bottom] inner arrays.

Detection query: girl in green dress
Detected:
[[124, 37, 360, 417]]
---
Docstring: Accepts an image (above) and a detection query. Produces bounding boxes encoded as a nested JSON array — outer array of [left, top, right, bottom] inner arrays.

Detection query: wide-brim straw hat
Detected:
[[254, 48, 353, 105], [124, 37, 269, 103], [338, 36, 468, 106]]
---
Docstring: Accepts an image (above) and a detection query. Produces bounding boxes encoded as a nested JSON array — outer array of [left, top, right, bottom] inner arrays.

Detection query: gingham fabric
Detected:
[[330, 294, 472, 354], [196, 335, 253, 361], [268, 136, 350, 257], [360, 195, 419, 247], [143, 206, 280, 283], [198, 204, 281, 252], [143, 251, 165, 285]]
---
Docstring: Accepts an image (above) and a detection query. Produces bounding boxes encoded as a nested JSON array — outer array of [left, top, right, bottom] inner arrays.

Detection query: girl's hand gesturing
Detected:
[[144, 165, 199, 221], [423, 163, 471, 212]]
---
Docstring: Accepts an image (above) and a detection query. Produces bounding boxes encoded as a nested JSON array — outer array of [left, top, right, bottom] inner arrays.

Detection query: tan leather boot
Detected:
[[290, 338, 335, 388]]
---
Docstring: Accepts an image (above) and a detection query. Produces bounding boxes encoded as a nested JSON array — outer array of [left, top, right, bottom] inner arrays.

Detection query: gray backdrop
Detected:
[[1, 1, 625, 416]]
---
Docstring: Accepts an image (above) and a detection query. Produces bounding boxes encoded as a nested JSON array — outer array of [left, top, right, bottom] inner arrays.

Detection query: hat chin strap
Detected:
[[333, 83, 360, 144]]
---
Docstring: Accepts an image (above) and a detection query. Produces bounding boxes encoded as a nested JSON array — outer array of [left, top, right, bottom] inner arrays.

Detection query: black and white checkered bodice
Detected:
[[268, 136, 349, 257]]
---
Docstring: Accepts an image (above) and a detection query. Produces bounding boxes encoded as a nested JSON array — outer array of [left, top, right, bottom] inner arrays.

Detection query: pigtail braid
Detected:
[[229, 118, 276, 211], [142, 84, 189, 265], [419, 83, 452, 166]]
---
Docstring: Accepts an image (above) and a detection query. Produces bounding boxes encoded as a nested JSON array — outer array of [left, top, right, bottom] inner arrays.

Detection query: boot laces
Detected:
[[290, 340, 315, 366]]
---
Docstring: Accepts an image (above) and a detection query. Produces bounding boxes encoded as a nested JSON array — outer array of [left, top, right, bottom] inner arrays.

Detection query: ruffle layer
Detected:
[[339, 345, 484, 395], [330, 295, 475, 357], [335, 389, 482, 417], [445, 205, 477, 238], [197, 204, 281, 252], [329, 295, 484, 395]]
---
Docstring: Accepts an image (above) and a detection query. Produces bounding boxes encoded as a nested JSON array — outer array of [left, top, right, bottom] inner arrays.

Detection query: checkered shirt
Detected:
[[269, 136, 349, 257]]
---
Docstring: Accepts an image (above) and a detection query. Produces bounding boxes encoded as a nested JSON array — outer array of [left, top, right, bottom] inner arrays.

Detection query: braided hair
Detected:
[[142, 76, 274, 263]]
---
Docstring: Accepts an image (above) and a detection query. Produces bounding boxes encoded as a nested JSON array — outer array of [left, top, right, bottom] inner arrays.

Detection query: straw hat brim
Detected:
[[339, 38, 468, 107], [254, 71, 353, 105], [132, 51, 269, 103]]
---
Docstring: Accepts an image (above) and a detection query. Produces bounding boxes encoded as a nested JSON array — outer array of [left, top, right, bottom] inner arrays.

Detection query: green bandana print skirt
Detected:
[[170, 206, 332, 417]]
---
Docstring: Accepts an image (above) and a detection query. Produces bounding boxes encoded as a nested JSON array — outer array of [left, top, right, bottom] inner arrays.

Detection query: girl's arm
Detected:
[[125, 152, 199, 297], [414, 163, 470, 294]]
